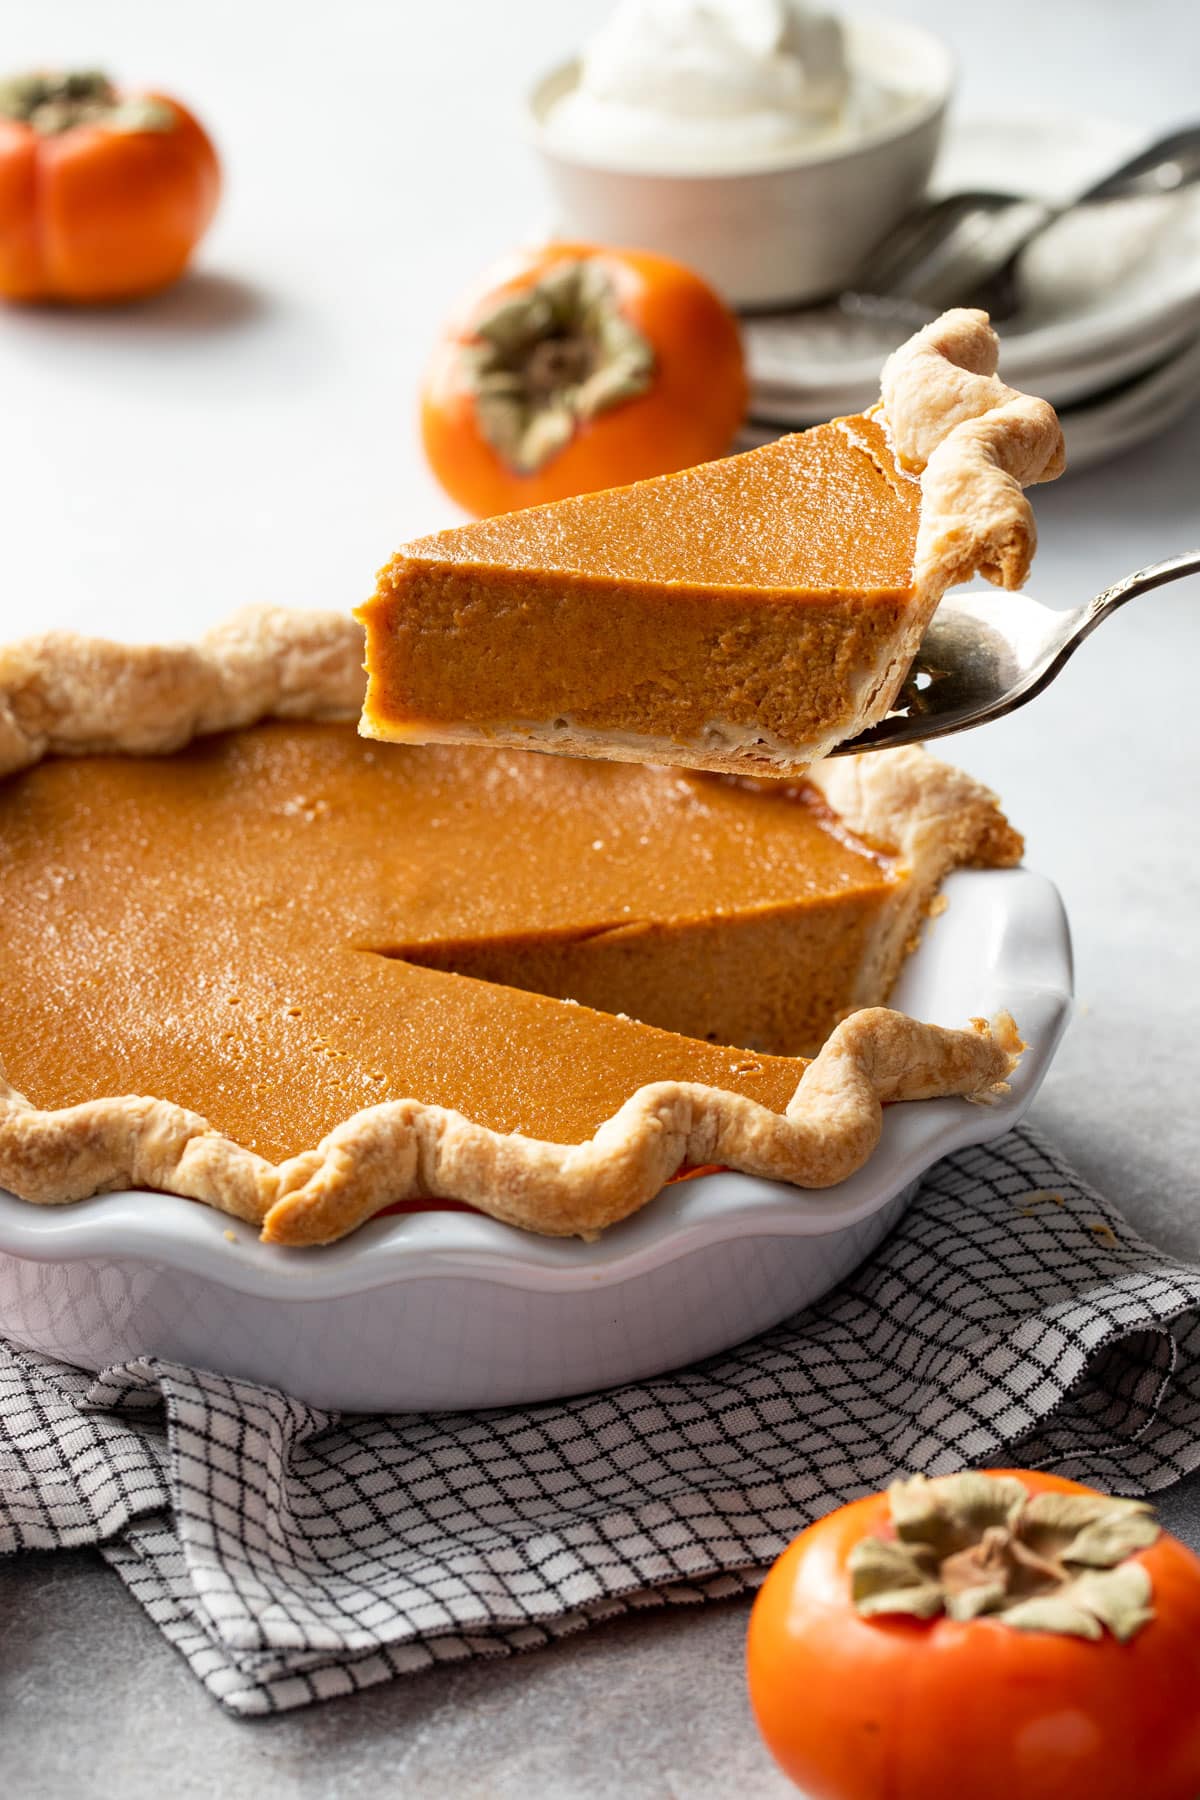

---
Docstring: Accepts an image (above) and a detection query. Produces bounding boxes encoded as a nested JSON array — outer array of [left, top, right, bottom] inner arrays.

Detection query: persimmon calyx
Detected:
[[849, 1472, 1160, 1641], [462, 258, 656, 475], [0, 71, 175, 136]]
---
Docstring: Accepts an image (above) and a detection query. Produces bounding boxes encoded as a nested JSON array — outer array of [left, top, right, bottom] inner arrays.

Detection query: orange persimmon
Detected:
[[0, 70, 220, 303], [746, 1468, 1200, 1800], [421, 242, 747, 517]]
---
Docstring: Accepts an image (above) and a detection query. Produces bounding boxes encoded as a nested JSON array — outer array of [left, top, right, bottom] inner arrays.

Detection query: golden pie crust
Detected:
[[0, 610, 1022, 1247], [359, 308, 1065, 775]]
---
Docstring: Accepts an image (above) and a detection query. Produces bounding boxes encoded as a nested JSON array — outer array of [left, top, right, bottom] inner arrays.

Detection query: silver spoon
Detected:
[[831, 550, 1200, 755]]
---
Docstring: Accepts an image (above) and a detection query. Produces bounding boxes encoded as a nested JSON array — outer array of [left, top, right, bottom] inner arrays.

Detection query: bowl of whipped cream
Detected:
[[527, 1, 955, 308]]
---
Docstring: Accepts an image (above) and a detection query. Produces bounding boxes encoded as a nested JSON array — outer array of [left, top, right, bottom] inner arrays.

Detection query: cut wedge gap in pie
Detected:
[[0, 609, 1022, 1247], [358, 308, 1065, 776]]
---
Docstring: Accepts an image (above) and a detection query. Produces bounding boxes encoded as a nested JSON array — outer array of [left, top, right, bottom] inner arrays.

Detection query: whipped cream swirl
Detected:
[[544, 0, 879, 171]]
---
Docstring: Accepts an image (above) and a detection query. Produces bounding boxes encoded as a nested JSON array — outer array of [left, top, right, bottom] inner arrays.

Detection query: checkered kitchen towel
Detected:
[[5, 1124, 1200, 1717]]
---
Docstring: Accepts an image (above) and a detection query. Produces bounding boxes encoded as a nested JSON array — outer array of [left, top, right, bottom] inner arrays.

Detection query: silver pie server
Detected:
[[831, 549, 1200, 755]]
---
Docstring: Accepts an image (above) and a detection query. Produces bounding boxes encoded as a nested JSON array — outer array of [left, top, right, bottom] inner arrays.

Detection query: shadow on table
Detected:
[[3, 270, 269, 340]]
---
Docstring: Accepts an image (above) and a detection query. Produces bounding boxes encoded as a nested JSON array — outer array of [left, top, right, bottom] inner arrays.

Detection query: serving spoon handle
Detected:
[[833, 549, 1200, 755], [1071, 548, 1200, 642]]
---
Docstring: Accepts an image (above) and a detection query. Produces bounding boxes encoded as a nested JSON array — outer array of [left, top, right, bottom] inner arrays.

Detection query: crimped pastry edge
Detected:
[[807, 745, 1024, 1024], [0, 607, 1023, 1245], [0, 1010, 1022, 1246], [830, 307, 1066, 747], [795, 307, 1067, 750], [881, 306, 1067, 598], [0, 605, 362, 779], [807, 744, 1024, 873]]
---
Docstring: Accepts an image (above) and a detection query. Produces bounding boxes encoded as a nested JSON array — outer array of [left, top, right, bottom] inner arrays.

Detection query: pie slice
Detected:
[[358, 308, 1065, 775], [0, 609, 1021, 1247]]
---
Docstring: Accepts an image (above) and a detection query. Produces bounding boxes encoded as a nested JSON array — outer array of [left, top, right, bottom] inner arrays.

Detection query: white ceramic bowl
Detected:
[[525, 15, 955, 309], [0, 866, 1071, 1412]]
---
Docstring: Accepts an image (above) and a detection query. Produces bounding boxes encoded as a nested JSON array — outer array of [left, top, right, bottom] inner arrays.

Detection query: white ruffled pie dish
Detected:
[[0, 865, 1071, 1411]]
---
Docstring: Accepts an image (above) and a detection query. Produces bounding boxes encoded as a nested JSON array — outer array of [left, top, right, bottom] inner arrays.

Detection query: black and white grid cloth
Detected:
[[5, 1124, 1200, 1717]]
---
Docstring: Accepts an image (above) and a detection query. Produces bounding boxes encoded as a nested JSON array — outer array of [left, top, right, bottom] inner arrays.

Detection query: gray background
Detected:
[[2, 0, 1198, 1793]]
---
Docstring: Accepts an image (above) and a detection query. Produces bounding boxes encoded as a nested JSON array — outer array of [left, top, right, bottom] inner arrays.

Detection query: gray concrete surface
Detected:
[[2, 0, 1199, 1793]]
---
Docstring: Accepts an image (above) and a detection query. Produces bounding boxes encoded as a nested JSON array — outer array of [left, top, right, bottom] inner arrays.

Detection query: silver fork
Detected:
[[832, 550, 1200, 755], [854, 124, 1200, 320]]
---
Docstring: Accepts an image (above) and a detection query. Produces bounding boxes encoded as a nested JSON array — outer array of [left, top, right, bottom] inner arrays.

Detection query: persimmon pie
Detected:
[[0, 609, 1023, 1246], [360, 308, 1065, 773]]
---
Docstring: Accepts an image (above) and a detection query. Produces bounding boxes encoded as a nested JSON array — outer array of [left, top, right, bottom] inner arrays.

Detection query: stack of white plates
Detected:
[[743, 112, 1200, 471]]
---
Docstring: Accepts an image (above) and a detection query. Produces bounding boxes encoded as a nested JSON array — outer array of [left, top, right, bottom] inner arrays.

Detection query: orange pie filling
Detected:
[[0, 725, 906, 1158], [0, 716, 1019, 1241], [360, 416, 922, 774]]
